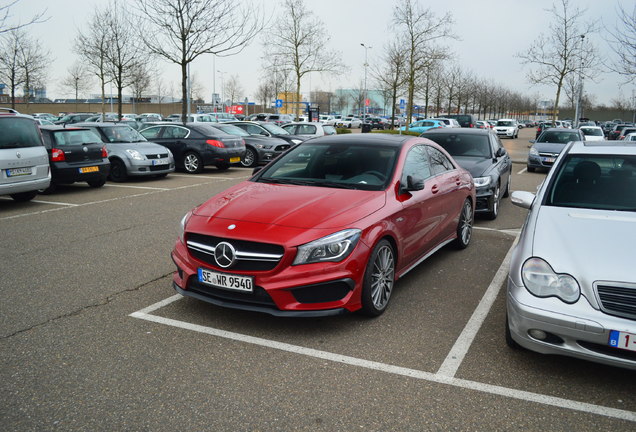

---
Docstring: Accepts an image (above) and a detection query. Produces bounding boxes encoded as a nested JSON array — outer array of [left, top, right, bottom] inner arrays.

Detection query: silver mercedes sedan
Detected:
[[506, 139, 636, 370]]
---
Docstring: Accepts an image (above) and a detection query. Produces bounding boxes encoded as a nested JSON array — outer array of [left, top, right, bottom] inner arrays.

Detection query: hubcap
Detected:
[[460, 202, 473, 244], [242, 149, 255, 167], [371, 245, 395, 309], [184, 154, 199, 172]]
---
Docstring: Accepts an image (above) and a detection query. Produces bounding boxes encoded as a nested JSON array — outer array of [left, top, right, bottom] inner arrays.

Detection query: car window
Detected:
[[425, 134, 491, 158], [402, 145, 432, 181], [0, 117, 43, 149], [281, 125, 295, 133], [163, 126, 189, 139], [52, 129, 101, 146], [139, 126, 162, 139], [101, 126, 147, 143], [427, 146, 455, 175], [323, 125, 336, 135], [297, 124, 317, 135], [548, 155, 636, 211], [212, 124, 250, 136]]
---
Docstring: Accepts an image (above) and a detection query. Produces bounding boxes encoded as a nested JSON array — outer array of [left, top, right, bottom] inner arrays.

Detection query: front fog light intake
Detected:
[[293, 229, 361, 265], [521, 257, 580, 303]]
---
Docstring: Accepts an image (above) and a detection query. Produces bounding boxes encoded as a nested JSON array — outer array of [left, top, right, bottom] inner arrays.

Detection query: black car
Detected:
[[535, 121, 555, 138], [227, 121, 307, 146], [421, 128, 512, 219], [53, 113, 96, 125], [608, 124, 633, 140], [206, 123, 291, 167], [38, 126, 110, 193], [444, 114, 478, 128], [138, 123, 245, 173], [366, 117, 388, 130]]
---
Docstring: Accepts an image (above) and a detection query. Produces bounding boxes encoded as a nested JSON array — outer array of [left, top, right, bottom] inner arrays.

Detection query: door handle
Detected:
[[431, 185, 439, 194]]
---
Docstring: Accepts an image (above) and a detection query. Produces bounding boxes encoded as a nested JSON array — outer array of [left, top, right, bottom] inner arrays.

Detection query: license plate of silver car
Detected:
[[608, 330, 636, 352], [197, 268, 253, 293], [6, 167, 32, 177]]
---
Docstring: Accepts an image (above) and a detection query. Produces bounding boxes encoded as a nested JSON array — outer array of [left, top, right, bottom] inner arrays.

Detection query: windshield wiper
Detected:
[[258, 178, 316, 186]]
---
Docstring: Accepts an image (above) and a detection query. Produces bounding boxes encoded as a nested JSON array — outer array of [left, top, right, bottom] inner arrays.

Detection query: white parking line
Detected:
[[130, 299, 635, 422], [517, 167, 528, 174], [104, 184, 170, 191], [169, 174, 250, 180]]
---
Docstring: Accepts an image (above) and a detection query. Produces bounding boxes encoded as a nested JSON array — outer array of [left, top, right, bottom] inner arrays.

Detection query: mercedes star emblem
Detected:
[[214, 242, 236, 268]]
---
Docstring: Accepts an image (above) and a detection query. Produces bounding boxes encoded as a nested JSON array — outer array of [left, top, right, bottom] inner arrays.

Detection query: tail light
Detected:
[[206, 139, 225, 148], [51, 148, 65, 162], [101, 146, 108, 157]]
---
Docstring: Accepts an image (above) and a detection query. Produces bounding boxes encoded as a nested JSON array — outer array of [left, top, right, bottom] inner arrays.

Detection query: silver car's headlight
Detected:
[[521, 257, 580, 303], [293, 229, 361, 265], [473, 176, 491, 187], [529, 147, 539, 156], [126, 149, 144, 160]]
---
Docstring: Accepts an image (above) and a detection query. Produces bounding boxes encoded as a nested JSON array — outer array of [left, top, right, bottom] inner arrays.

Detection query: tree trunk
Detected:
[[181, 61, 188, 124]]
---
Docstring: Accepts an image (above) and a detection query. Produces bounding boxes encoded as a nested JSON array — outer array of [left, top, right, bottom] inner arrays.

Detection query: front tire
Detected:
[[360, 239, 395, 317], [527, 165, 536, 173], [502, 172, 511, 198], [109, 158, 128, 182], [241, 147, 257, 167], [505, 313, 522, 349], [454, 199, 474, 249], [486, 184, 500, 220], [182, 152, 203, 173]]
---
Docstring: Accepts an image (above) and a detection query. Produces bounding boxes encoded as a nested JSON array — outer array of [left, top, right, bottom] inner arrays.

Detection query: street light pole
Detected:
[[360, 43, 372, 118], [574, 34, 585, 128], [217, 70, 225, 112]]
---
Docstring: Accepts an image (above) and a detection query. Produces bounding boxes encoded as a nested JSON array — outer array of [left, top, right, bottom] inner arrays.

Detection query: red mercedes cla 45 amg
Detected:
[[171, 134, 475, 317]]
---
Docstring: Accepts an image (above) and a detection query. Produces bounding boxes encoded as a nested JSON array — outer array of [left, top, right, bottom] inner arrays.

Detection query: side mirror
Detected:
[[496, 147, 506, 157], [402, 175, 425, 192]]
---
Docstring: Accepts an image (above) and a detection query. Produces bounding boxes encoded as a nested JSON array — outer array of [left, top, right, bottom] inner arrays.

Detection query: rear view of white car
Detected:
[[0, 109, 51, 201]]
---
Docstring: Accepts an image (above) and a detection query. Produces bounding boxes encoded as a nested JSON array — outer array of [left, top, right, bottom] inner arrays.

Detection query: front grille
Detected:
[[596, 283, 636, 320], [149, 164, 170, 171], [578, 341, 636, 362], [188, 276, 276, 307], [476, 197, 489, 211], [290, 279, 354, 303], [146, 153, 169, 159], [186, 233, 285, 271]]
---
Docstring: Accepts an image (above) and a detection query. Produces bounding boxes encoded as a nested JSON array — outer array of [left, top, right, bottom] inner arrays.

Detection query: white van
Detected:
[[0, 109, 51, 201]]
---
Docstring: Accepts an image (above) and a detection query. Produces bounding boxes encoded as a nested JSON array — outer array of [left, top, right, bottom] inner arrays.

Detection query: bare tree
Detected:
[[17, 33, 49, 108], [59, 62, 92, 111], [605, 3, 636, 84], [372, 41, 408, 128], [103, 1, 147, 118], [264, 0, 344, 119], [75, 5, 113, 116], [517, 0, 600, 123], [255, 82, 274, 110], [136, 0, 263, 123], [223, 74, 243, 106], [129, 62, 152, 111], [392, 0, 456, 129], [0, 28, 24, 108], [0, 0, 47, 34]]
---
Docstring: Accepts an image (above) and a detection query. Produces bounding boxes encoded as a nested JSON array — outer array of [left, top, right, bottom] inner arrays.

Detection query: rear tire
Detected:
[[360, 239, 395, 317], [10, 191, 38, 201], [216, 161, 230, 171], [454, 199, 474, 249], [182, 152, 203, 173], [87, 178, 106, 188]]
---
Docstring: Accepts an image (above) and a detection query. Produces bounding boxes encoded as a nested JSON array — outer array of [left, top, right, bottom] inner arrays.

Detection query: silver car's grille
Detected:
[[596, 283, 636, 320], [186, 233, 284, 271], [146, 153, 169, 159]]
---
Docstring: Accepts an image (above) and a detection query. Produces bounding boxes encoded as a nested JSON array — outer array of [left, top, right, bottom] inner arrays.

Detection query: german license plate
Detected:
[[198, 268, 253, 293], [230, 157, 241, 163], [608, 330, 636, 352], [542, 157, 556, 163], [152, 159, 169, 166], [79, 166, 99, 173], [6, 167, 32, 177]]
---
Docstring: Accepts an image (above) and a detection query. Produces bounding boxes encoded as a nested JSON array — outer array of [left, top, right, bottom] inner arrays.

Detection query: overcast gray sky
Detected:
[[5, 0, 635, 106]]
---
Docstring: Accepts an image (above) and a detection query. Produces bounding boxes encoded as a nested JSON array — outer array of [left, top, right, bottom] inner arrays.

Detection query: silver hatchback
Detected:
[[0, 111, 51, 201], [506, 140, 636, 369]]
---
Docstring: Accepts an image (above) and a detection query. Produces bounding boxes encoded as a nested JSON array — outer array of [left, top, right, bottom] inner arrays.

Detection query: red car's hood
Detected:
[[193, 181, 387, 229]]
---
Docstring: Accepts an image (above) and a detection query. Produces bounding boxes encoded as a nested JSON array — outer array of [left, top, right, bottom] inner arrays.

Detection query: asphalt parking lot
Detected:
[[1, 128, 635, 431]]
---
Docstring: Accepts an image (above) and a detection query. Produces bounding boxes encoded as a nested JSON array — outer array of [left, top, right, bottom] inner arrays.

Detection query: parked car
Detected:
[[527, 128, 585, 172], [475, 121, 491, 130], [166, 113, 218, 123], [319, 115, 336, 126], [365, 117, 389, 130], [207, 123, 290, 168], [281, 121, 337, 137], [506, 139, 636, 370], [208, 112, 238, 123], [493, 119, 519, 139], [38, 126, 110, 193], [399, 119, 445, 134], [0, 109, 51, 201], [76, 122, 175, 182], [421, 128, 512, 219], [608, 123, 633, 140], [335, 116, 363, 128], [138, 113, 163, 122], [227, 121, 307, 146], [32, 113, 58, 122], [430, 118, 461, 128], [444, 114, 477, 128], [623, 132, 636, 142], [535, 121, 555, 138], [262, 113, 294, 126], [171, 134, 475, 317], [54, 113, 96, 125], [617, 127, 636, 140], [579, 126, 605, 141], [138, 123, 245, 173]]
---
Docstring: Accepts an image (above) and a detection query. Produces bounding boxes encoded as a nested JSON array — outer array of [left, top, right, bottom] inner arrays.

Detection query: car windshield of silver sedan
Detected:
[[425, 134, 491, 158], [254, 142, 398, 191], [547, 155, 636, 211], [103, 126, 147, 143]]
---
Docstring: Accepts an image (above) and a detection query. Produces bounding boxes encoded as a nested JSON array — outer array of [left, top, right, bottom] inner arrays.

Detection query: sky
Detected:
[[3, 0, 635, 108]]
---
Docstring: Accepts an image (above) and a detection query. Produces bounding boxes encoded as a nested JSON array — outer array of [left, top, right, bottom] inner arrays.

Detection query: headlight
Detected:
[[293, 229, 361, 265], [126, 149, 144, 160], [521, 257, 580, 303], [473, 176, 491, 187], [529, 147, 539, 156], [178, 210, 194, 244], [256, 144, 273, 149]]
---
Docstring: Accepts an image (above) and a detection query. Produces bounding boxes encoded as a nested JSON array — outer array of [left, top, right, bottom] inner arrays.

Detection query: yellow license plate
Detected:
[[79, 166, 99, 173], [230, 157, 241, 163]]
